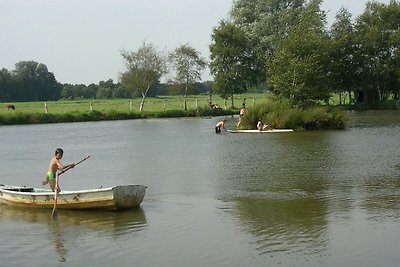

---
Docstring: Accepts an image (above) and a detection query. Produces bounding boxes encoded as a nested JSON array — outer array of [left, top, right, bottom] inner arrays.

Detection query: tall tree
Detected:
[[388, 1, 400, 99], [12, 61, 61, 101], [266, 0, 330, 106], [354, 0, 400, 103], [120, 41, 167, 111], [230, 0, 307, 84], [169, 44, 207, 110], [329, 7, 358, 104], [209, 20, 257, 108], [0, 68, 12, 101]]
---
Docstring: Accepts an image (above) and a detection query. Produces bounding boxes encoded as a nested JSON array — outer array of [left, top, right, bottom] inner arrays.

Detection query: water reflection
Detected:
[[0, 205, 147, 263], [349, 110, 400, 128], [218, 117, 400, 259], [50, 220, 68, 262], [213, 131, 339, 198], [360, 177, 400, 221], [230, 196, 328, 257], [211, 131, 335, 259]]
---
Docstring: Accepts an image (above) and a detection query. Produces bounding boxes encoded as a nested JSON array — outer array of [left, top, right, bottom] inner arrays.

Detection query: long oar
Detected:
[[52, 155, 90, 219], [58, 155, 90, 176], [51, 172, 60, 218]]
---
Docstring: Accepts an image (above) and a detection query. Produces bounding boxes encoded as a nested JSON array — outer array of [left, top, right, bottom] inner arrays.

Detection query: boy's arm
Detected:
[[56, 160, 64, 171], [62, 162, 76, 171], [56, 159, 74, 171], [57, 162, 75, 175], [65, 163, 75, 169]]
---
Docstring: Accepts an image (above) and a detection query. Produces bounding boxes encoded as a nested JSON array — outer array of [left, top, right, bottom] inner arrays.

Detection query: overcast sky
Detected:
[[0, 0, 392, 85]]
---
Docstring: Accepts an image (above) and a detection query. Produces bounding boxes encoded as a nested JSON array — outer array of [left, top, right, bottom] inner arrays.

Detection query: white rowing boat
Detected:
[[0, 184, 146, 210], [227, 129, 294, 133]]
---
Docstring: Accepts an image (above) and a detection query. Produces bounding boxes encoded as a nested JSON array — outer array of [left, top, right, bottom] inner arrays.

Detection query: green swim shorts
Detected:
[[47, 171, 56, 181]]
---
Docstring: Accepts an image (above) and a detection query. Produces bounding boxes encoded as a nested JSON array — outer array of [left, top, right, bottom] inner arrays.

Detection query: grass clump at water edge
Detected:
[[239, 100, 349, 130]]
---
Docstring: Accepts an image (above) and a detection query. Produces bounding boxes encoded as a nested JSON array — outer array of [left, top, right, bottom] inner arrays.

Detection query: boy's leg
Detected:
[[49, 180, 56, 192], [42, 174, 49, 185]]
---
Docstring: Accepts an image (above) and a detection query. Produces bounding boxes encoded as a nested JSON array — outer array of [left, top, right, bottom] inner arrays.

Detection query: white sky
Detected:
[[0, 0, 392, 85]]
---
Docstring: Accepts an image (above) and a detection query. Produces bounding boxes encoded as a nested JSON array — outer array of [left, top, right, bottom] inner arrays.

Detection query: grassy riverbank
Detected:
[[0, 107, 235, 125], [0, 95, 243, 125], [0, 94, 263, 114], [0, 94, 349, 129]]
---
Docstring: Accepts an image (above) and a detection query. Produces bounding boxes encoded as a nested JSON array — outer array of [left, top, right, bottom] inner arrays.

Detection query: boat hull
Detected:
[[0, 184, 146, 210]]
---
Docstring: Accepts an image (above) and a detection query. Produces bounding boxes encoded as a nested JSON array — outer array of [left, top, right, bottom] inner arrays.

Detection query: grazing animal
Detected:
[[6, 104, 15, 110]]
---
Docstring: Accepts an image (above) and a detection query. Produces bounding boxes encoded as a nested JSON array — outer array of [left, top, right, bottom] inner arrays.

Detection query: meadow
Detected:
[[0, 94, 262, 125], [0, 94, 265, 115], [0, 93, 351, 129]]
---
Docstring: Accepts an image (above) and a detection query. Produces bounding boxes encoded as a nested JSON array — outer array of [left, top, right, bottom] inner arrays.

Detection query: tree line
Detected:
[[210, 0, 400, 107], [0, 60, 212, 104], [0, 41, 212, 106], [2, 0, 399, 110], [0, 61, 61, 102]]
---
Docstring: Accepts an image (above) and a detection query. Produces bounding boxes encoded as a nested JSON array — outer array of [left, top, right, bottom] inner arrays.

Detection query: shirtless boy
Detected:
[[42, 148, 75, 192], [215, 118, 227, 133], [236, 104, 247, 128]]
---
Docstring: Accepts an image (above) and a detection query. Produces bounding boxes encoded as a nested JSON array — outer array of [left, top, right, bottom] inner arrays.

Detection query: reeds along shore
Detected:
[[238, 101, 349, 130], [0, 100, 349, 130]]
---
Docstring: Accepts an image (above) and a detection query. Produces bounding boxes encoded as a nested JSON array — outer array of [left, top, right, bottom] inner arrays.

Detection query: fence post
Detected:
[[44, 103, 48, 114], [195, 97, 198, 110], [129, 101, 132, 111], [90, 101, 93, 111], [164, 99, 167, 111]]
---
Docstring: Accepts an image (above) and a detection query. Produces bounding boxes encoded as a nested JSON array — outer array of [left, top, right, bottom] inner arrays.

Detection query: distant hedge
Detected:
[[0, 108, 235, 126]]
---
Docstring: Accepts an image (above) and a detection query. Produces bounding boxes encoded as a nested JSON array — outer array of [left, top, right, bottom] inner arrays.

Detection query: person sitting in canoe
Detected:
[[257, 118, 270, 131], [42, 148, 75, 192], [215, 118, 227, 133]]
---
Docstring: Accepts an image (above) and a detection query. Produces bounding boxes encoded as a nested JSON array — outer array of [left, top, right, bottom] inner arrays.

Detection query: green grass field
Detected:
[[0, 93, 353, 129], [0, 93, 269, 115]]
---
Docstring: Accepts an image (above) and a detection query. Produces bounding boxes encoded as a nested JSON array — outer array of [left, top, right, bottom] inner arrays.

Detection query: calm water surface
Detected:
[[1, 111, 400, 267]]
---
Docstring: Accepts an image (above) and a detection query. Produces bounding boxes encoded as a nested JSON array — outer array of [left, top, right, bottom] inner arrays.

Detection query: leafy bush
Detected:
[[239, 100, 349, 130]]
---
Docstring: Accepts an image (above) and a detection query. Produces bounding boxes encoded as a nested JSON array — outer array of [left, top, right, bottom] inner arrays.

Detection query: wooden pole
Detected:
[[51, 172, 59, 219]]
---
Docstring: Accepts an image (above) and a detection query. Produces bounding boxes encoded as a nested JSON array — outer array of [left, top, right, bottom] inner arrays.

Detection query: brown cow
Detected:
[[6, 104, 15, 110]]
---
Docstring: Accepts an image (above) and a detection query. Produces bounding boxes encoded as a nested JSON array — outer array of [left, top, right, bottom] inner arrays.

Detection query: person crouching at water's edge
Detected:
[[215, 119, 226, 133]]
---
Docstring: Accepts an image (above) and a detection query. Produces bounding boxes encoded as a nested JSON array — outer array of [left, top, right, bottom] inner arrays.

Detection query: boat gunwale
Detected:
[[0, 184, 146, 196]]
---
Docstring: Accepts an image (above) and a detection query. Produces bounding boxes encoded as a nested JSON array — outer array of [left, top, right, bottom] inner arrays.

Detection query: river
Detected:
[[0, 111, 399, 267]]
